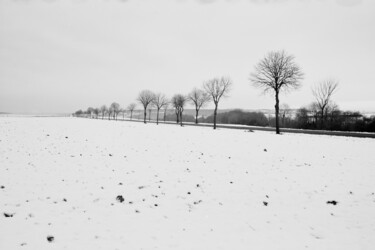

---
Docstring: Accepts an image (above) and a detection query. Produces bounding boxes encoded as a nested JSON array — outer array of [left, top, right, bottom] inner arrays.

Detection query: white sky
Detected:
[[0, 0, 374, 113]]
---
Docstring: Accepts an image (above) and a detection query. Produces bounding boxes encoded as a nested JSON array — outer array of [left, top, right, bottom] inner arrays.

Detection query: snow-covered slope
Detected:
[[1, 117, 374, 250]]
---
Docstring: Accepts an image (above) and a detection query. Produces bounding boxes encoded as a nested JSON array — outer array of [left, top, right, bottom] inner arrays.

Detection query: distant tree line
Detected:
[[73, 49, 375, 133], [73, 76, 233, 130]]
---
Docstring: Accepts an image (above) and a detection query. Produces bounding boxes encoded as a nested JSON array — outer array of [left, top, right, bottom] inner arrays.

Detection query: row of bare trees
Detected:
[[75, 49, 344, 134], [135, 77, 233, 129], [77, 77, 233, 130]]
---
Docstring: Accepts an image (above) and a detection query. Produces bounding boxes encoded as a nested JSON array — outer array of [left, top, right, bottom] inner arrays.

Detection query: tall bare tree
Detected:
[[203, 77, 233, 129], [100, 105, 107, 119], [152, 93, 169, 125], [137, 90, 154, 124], [110, 102, 121, 120], [127, 103, 137, 120], [250, 50, 303, 134], [312, 79, 339, 129], [188, 88, 210, 124], [171, 94, 187, 126]]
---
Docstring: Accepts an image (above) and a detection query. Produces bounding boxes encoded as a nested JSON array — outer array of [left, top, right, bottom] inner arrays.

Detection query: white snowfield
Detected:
[[1, 117, 375, 250]]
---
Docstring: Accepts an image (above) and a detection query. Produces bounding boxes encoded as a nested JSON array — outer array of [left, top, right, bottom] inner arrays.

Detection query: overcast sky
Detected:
[[0, 0, 374, 113]]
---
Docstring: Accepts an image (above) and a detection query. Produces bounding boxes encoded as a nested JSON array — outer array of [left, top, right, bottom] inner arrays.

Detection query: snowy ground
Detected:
[[1, 117, 375, 250]]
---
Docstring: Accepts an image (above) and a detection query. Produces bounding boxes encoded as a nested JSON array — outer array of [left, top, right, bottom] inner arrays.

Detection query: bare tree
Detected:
[[93, 108, 100, 119], [312, 79, 339, 129], [171, 94, 187, 126], [110, 102, 121, 120], [152, 93, 169, 125], [250, 50, 304, 134], [137, 90, 154, 124], [127, 103, 137, 120], [87, 107, 94, 118], [188, 88, 210, 124], [100, 105, 107, 119], [203, 77, 233, 129]]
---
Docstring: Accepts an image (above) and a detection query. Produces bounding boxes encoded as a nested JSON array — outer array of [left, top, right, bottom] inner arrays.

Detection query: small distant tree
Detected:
[[188, 88, 210, 124], [250, 50, 304, 134], [87, 107, 94, 118], [110, 102, 121, 120], [137, 90, 155, 123], [100, 105, 107, 119], [152, 93, 169, 125], [127, 103, 137, 120], [171, 94, 187, 126], [203, 77, 233, 129], [93, 108, 100, 119], [312, 79, 339, 129], [74, 110, 84, 116]]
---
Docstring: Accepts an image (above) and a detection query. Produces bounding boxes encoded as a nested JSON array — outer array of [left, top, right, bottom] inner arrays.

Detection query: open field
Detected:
[[1, 117, 375, 249]]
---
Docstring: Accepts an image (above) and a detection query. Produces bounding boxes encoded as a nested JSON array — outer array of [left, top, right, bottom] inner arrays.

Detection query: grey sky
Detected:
[[0, 0, 374, 113]]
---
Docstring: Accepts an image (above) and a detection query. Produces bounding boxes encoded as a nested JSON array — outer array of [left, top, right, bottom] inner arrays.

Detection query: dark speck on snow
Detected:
[[327, 200, 338, 205], [116, 195, 125, 203]]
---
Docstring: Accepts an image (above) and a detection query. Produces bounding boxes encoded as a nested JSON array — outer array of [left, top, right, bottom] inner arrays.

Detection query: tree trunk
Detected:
[[275, 91, 280, 134], [195, 108, 199, 124], [164, 110, 166, 122], [130, 111, 133, 120], [320, 107, 325, 129], [156, 108, 160, 125], [175, 111, 179, 123], [143, 108, 147, 124], [180, 110, 183, 127], [149, 110, 151, 122], [213, 103, 218, 130]]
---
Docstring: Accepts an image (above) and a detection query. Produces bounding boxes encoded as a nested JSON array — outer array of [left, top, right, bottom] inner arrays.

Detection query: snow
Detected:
[[1, 116, 375, 250]]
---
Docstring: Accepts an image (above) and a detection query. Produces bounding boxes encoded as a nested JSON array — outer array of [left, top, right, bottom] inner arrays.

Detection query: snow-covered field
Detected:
[[1, 117, 375, 250]]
